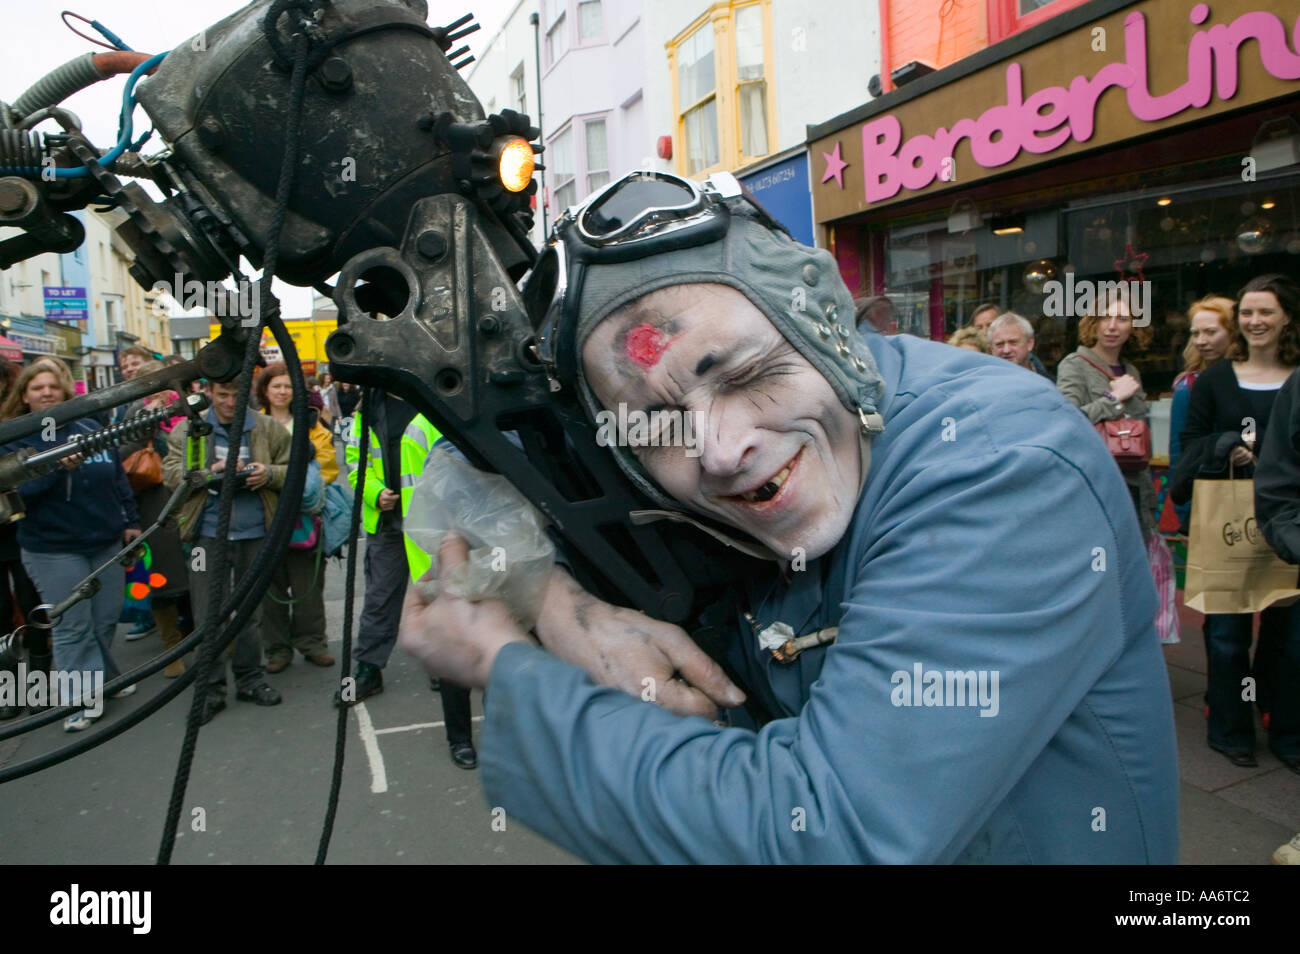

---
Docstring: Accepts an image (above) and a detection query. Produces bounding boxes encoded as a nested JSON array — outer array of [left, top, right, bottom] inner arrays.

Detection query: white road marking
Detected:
[[353, 702, 388, 794], [374, 715, 484, 736]]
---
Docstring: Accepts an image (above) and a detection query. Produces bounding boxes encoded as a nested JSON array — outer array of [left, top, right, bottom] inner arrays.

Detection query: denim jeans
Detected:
[[188, 536, 267, 693], [21, 544, 124, 684], [1203, 605, 1300, 759]]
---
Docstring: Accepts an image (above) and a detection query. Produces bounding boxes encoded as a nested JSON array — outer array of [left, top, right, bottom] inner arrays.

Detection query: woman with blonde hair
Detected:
[[0, 357, 141, 731], [1169, 296, 1236, 528], [1056, 299, 1156, 534], [946, 327, 989, 353]]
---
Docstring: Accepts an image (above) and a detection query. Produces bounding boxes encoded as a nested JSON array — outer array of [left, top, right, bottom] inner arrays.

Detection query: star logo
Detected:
[[821, 141, 848, 188], [1113, 242, 1149, 282]]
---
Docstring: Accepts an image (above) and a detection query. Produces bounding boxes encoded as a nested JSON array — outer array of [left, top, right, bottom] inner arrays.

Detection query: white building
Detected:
[[466, 0, 548, 248], [535, 0, 655, 226]]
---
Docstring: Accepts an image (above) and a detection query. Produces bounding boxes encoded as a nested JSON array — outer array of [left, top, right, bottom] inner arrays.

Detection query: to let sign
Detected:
[[43, 286, 88, 321]]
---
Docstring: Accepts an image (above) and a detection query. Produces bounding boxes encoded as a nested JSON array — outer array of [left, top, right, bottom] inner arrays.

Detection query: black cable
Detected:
[[155, 20, 315, 865], [314, 386, 371, 863]]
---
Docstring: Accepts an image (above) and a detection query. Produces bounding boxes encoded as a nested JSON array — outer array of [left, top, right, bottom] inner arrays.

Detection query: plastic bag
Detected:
[[404, 444, 555, 629], [1146, 530, 1181, 645]]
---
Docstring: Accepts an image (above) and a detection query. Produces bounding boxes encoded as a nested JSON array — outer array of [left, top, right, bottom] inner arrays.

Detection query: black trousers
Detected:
[[441, 680, 473, 746]]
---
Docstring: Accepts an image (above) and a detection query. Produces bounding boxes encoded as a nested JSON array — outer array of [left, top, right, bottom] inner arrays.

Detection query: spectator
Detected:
[[1176, 274, 1300, 771], [336, 381, 361, 425], [0, 356, 44, 720], [114, 360, 191, 678], [945, 327, 989, 353], [988, 312, 1053, 380], [318, 371, 342, 434], [336, 397, 472, 769], [397, 174, 1177, 862], [0, 357, 141, 731], [118, 344, 154, 382], [252, 362, 335, 672], [163, 379, 288, 723], [968, 302, 999, 334], [854, 295, 895, 335], [1169, 296, 1236, 530], [1057, 299, 1157, 536]]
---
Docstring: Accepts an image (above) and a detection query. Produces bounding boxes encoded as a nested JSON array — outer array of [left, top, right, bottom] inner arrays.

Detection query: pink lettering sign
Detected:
[[860, 5, 1300, 204]]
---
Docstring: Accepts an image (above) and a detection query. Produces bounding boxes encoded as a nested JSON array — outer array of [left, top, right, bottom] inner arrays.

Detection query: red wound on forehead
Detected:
[[625, 323, 673, 370]]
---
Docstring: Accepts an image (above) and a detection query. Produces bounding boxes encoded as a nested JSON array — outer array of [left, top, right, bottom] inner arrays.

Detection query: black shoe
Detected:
[[1211, 746, 1257, 768], [198, 693, 226, 725], [450, 741, 477, 770], [334, 662, 383, 708], [236, 683, 282, 706]]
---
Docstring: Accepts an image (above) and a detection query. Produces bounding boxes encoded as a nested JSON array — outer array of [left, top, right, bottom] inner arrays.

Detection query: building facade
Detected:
[[809, 0, 1300, 395]]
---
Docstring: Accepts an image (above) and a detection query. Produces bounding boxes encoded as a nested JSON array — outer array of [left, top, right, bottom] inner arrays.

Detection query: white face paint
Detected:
[[582, 283, 863, 562]]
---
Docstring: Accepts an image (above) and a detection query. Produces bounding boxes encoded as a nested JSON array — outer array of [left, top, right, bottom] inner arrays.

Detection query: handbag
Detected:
[[122, 445, 163, 491], [289, 513, 322, 550], [1075, 353, 1151, 472], [1183, 474, 1300, 614]]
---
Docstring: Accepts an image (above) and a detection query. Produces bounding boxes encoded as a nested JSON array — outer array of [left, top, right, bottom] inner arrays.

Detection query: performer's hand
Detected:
[[534, 567, 746, 719], [398, 532, 532, 689], [59, 452, 84, 471]]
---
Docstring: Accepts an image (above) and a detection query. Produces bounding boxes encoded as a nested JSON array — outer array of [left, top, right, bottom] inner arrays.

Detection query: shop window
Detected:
[[669, 1, 774, 176], [988, 0, 1091, 44]]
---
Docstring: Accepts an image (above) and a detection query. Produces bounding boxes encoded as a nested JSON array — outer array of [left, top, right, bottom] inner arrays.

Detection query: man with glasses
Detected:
[[398, 171, 1179, 863]]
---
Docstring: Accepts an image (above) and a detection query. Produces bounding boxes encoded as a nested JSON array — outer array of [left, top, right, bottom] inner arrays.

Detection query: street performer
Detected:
[[398, 170, 1179, 863]]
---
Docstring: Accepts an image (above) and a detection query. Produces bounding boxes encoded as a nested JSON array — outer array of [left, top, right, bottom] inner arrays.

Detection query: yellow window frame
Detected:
[[667, 0, 776, 178]]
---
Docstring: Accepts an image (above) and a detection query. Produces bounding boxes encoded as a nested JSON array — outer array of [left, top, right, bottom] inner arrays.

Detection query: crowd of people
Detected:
[[913, 275, 1300, 786], [0, 350, 474, 767]]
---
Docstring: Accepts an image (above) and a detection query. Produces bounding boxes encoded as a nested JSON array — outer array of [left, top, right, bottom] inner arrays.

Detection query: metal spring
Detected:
[[0, 128, 47, 176], [66, 404, 175, 457]]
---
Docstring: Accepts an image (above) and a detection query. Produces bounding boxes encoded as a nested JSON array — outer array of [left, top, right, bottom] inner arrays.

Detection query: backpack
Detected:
[[321, 480, 355, 558]]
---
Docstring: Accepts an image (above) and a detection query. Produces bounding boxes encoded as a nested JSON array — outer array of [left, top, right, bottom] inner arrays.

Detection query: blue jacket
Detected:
[[479, 332, 1179, 863], [7, 418, 140, 554]]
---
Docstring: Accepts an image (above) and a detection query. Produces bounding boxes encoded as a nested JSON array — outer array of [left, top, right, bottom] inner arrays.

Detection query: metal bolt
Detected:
[[478, 315, 501, 336], [319, 57, 353, 92], [416, 229, 447, 261], [0, 180, 31, 214], [198, 116, 226, 151]]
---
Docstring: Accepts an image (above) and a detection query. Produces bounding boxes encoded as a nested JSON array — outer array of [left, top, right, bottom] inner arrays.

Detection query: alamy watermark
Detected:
[[150, 272, 260, 326], [0, 665, 103, 716], [1042, 276, 1151, 327], [890, 663, 1000, 717], [595, 403, 702, 457]]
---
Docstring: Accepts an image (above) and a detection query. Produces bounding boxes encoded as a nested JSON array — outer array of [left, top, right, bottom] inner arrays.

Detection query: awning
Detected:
[[0, 336, 23, 362]]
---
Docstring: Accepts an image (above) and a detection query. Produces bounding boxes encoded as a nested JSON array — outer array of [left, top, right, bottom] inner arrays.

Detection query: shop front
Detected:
[[808, 0, 1300, 392]]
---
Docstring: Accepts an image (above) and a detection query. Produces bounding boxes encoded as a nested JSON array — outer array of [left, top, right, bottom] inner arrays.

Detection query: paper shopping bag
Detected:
[[1183, 478, 1300, 614]]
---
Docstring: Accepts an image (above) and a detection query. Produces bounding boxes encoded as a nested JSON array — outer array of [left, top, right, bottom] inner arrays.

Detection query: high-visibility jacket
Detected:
[[345, 406, 441, 536], [403, 444, 437, 583]]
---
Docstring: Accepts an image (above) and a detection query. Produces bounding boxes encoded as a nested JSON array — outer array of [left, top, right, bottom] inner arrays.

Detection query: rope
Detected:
[[155, 13, 316, 865], [315, 387, 371, 863]]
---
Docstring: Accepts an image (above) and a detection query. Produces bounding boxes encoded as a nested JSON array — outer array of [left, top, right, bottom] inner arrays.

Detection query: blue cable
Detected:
[[90, 19, 133, 52], [0, 50, 166, 180]]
